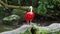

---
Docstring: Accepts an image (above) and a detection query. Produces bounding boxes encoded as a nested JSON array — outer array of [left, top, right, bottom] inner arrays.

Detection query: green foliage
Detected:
[[12, 9, 26, 16], [37, 0, 55, 15], [12, 9, 26, 21], [52, 0, 60, 2], [20, 25, 49, 34], [37, 0, 60, 20], [2, 0, 21, 5], [20, 27, 32, 34], [38, 1, 48, 15], [3, 15, 20, 21], [0, 4, 10, 24], [3, 15, 20, 25], [20, 25, 60, 34], [1, 0, 60, 23], [0, 4, 8, 18]]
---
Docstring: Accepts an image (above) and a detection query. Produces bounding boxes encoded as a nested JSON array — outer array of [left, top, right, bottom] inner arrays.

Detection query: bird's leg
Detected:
[[26, 21, 29, 25], [26, 21, 30, 25], [29, 20, 30, 25], [29, 20, 32, 25]]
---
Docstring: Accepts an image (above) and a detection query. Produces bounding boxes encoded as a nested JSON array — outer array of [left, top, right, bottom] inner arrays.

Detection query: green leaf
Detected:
[[38, 4, 47, 15]]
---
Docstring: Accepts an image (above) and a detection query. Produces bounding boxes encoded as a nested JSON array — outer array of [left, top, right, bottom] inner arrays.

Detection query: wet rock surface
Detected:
[[0, 23, 60, 34]]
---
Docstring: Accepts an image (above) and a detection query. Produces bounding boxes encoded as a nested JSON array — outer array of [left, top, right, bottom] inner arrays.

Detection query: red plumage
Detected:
[[25, 11, 34, 23]]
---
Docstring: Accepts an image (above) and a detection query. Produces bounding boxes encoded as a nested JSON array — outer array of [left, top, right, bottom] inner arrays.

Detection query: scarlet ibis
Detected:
[[25, 6, 35, 24]]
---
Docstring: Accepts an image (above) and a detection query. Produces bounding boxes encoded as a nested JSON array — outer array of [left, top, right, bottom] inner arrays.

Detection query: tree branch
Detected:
[[0, 0, 29, 9]]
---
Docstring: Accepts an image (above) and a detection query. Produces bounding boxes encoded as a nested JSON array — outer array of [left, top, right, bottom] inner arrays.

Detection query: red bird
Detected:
[[25, 6, 35, 24]]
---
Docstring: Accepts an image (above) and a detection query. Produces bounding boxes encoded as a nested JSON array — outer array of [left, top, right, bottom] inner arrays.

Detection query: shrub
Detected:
[[3, 15, 20, 25]]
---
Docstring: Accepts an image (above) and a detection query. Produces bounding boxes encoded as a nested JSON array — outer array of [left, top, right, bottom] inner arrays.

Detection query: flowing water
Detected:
[[0, 23, 60, 34], [0, 24, 29, 34]]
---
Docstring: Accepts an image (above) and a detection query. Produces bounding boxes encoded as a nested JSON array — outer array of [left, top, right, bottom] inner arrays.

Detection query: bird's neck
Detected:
[[30, 8, 32, 12]]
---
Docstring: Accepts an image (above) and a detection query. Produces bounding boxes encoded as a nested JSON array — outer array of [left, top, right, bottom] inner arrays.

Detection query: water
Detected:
[[0, 24, 30, 34], [0, 23, 60, 34]]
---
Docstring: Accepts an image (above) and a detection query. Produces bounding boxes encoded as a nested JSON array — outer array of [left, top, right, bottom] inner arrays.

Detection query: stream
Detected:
[[0, 23, 60, 34]]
